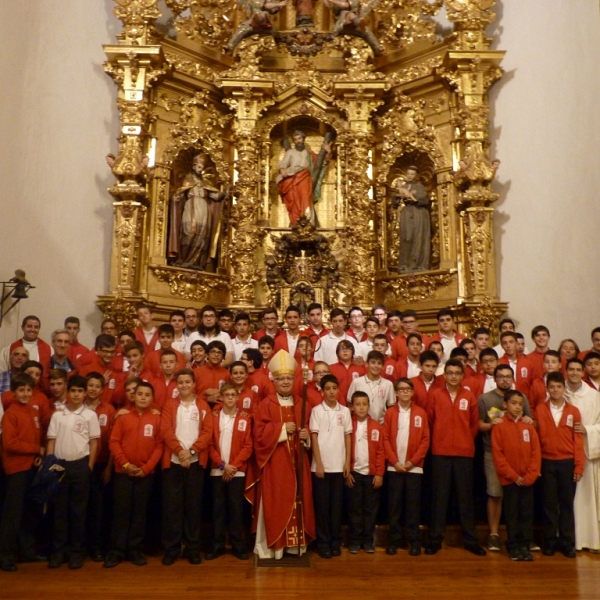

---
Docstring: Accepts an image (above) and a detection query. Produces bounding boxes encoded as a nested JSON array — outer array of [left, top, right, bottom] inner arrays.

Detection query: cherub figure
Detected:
[[226, 0, 287, 52], [323, 0, 381, 53]]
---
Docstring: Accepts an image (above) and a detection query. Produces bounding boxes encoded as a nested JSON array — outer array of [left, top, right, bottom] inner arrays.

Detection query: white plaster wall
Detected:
[[0, 0, 119, 349], [488, 0, 600, 349]]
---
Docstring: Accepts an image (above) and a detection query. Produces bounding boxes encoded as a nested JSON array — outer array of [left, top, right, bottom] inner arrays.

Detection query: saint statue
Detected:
[[167, 153, 229, 271], [323, 0, 381, 54], [225, 0, 287, 52], [276, 130, 332, 227], [392, 166, 431, 273]]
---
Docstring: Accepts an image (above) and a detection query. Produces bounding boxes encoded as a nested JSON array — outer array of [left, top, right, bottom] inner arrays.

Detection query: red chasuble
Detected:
[[251, 394, 315, 550], [277, 167, 313, 226]]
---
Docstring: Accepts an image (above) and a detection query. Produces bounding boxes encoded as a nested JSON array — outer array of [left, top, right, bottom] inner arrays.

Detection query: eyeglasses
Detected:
[[496, 374, 514, 380], [276, 376, 294, 382], [314, 371, 329, 376], [396, 388, 413, 393]]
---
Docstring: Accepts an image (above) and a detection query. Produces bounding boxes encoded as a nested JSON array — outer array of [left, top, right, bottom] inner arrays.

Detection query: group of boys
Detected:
[[0, 303, 599, 570]]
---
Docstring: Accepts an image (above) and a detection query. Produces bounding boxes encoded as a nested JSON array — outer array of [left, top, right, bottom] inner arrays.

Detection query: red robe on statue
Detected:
[[278, 166, 314, 226], [250, 393, 315, 556]]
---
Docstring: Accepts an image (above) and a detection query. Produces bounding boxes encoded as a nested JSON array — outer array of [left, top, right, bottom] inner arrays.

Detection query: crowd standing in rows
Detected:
[[0, 303, 599, 571]]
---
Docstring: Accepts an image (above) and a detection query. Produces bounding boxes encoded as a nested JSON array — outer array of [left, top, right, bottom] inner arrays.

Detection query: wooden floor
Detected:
[[1, 546, 599, 600]]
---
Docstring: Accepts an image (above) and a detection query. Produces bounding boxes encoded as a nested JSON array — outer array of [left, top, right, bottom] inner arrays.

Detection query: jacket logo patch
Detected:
[[566, 414, 573, 427], [238, 419, 248, 432], [251, 385, 259, 393], [520, 367, 529, 378], [109, 378, 116, 389], [144, 424, 154, 437], [459, 398, 469, 411], [242, 397, 252, 409], [73, 419, 85, 434], [34, 416, 40, 428], [414, 415, 422, 428], [523, 429, 530, 442], [172, 388, 179, 398], [99, 414, 108, 427], [352, 372, 359, 379], [385, 365, 394, 375], [371, 429, 380, 442], [189, 408, 199, 421]]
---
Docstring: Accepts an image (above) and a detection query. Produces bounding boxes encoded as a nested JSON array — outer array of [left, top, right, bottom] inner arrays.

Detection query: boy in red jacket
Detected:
[[193, 341, 230, 405], [425, 359, 486, 556], [104, 381, 163, 568], [207, 384, 253, 560], [536, 372, 585, 558], [160, 368, 212, 566], [0, 374, 42, 572], [383, 378, 430, 556], [347, 390, 385, 554], [491, 390, 541, 561]]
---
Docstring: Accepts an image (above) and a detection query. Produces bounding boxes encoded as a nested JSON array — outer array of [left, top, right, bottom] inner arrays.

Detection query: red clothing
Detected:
[[381, 358, 400, 383], [350, 416, 385, 476], [396, 357, 420, 379], [193, 363, 230, 402], [150, 376, 179, 410], [427, 331, 467, 348], [79, 361, 126, 408], [109, 408, 163, 475], [462, 373, 484, 399], [79, 350, 124, 372], [2, 389, 51, 437], [527, 350, 547, 380], [145, 348, 186, 378], [278, 166, 314, 226], [529, 377, 548, 416], [383, 403, 430, 468], [68, 340, 89, 366], [208, 406, 253, 472], [536, 401, 586, 475], [410, 375, 435, 410], [491, 415, 541, 486], [330, 362, 365, 402], [273, 333, 302, 356], [390, 333, 428, 361], [10, 338, 52, 373], [134, 328, 159, 353], [250, 394, 315, 548], [499, 355, 534, 398], [293, 360, 316, 396], [1, 402, 41, 474], [347, 330, 368, 343], [301, 327, 330, 340], [236, 387, 260, 415], [246, 369, 275, 401], [125, 367, 154, 383], [160, 396, 212, 469], [427, 387, 479, 457], [89, 401, 116, 464], [252, 328, 283, 342]]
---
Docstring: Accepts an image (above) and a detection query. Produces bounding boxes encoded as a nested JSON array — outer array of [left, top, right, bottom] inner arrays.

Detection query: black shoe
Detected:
[[162, 554, 177, 566], [424, 542, 441, 555], [385, 546, 397, 556], [409, 544, 421, 556], [562, 547, 576, 558], [188, 552, 202, 565], [349, 544, 361, 554], [48, 554, 65, 569], [519, 547, 534, 561], [318, 549, 332, 559], [0, 559, 17, 572], [331, 547, 342, 557], [90, 550, 104, 563], [103, 551, 122, 568], [68, 554, 84, 570], [205, 547, 225, 561], [543, 546, 556, 556], [464, 543, 486, 556], [508, 548, 523, 561], [233, 551, 250, 560], [363, 543, 375, 554], [129, 551, 147, 566]]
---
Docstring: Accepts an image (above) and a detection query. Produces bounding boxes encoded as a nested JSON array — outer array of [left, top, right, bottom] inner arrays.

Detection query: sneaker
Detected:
[[363, 543, 375, 554], [385, 546, 397, 556], [508, 548, 523, 561], [128, 551, 147, 566], [48, 554, 65, 569], [68, 554, 83, 570], [487, 534, 501, 552], [529, 543, 541, 552], [409, 544, 421, 556], [520, 547, 534, 561], [349, 544, 360, 554], [103, 551, 122, 569]]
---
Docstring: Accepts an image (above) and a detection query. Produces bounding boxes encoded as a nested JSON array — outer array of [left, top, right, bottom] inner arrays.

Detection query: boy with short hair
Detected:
[[169, 310, 188, 354], [536, 372, 585, 557], [151, 349, 180, 409], [529, 350, 561, 413], [190, 340, 208, 369], [46, 375, 100, 569], [428, 308, 466, 362], [230, 361, 259, 414], [218, 309, 235, 338], [583, 352, 600, 391], [396, 333, 423, 379], [104, 382, 163, 568], [258, 335, 275, 370], [499, 331, 534, 398], [232, 312, 258, 361], [383, 378, 430, 556], [460, 338, 479, 377], [410, 350, 439, 410], [303, 302, 330, 339], [145, 324, 186, 377], [529, 325, 551, 379], [274, 305, 303, 356], [356, 318, 382, 361], [372, 334, 398, 383], [134, 305, 159, 352], [314, 309, 359, 366], [193, 341, 230, 405], [310, 374, 352, 558], [124, 340, 153, 381], [207, 384, 253, 560], [472, 327, 491, 359], [347, 390, 384, 554], [0, 374, 43, 572], [241, 348, 275, 401], [329, 340, 365, 401], [48, 369, 68, 413], [491, 390, 541, 561], [346, 351, 396, 424]]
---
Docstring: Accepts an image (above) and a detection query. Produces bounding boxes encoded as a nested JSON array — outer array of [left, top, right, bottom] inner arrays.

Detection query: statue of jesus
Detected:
[[275, 130, 332, 227]]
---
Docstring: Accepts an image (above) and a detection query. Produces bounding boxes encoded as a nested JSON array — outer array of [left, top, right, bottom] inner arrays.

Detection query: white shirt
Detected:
[[285, 331, 301, 357], [353, 419, 369, 475], [347, 375, 396, 424], [185, 330, 234, 356], [356, 340, 392, 361], [314, 332, 359, 365], [550, 399, 565, 426], [172, 334, 188, 354], [483, 374, 496, 394], [439, 332, 458, 361], [232, 336, 258, 361], [386, 405, 423, 475], [406, 359, 421, 379], [210, 409, 245, 477], [0, 401, 4, 435], [171, 401, 202, 464], [0, 339, 55, 372], [310, 402, 352, 473], [47, 404, 100, 461]]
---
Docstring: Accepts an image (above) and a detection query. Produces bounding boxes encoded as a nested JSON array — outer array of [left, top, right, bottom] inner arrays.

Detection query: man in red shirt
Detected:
[[347, 307, 367, 343], [193, 341, 230, 405], [252, 308, 283, 342], [0, 315, 51, 375], [65, 317, 89, 366], [427, 308, 466, 363], [302, 302, 330, 339], [499, 331, 534, 398], [528, 325, 551, 380], [274, 305, 303, 356], [134, 305, 159, 353]]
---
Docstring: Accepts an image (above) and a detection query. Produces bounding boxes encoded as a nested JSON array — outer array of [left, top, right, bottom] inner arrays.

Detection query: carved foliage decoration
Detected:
[[379, 271, 454, 304], [113, 0, 161, 45], [444, 0, 496, 26], [97, 295, 140, 331], [467, 294, 505, 336], [151, 267, 228, 300]]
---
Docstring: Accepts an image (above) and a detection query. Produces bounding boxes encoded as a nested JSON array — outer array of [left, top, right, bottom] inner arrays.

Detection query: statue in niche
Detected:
[[225, 0, 287, 52], [392, 165, 431, 273], [167, 153, 229, 271], [323, 0, 381, 54], [275, 130, 333, 227]]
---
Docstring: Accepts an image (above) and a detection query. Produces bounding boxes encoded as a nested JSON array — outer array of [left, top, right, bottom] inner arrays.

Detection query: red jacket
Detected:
[[427, 386, 479, 457], [1, 403, 41, 474], [396, 357, 420, 380], [273, 333, 302, 356], [246, 369, 275, 401], [535, 400, 585, 475], [236, 387, 259, 415], [390, 333, 429, 361], [160, 396, 212, 469], [208, 406, 253, 472], [145, 348, 186, 378], [252, 328, 283, 342], [529, 377, 548, 415], [410, 375, 435, 411], [383, 403, 430, 468], [90, 401, 116, 464], [499, 355, 534, 398], [10, 338, 52, 374], [462, 373, 484, 399], [151, 376, 179, 410], [381, 358, 400, 383], [193, 363, 230, 401], [134, 328, 159, 353], [350, 416, 385, 476], [109, 408, 163, 475], [427, 331, 467, 349], [330, 362, 365, 402], [79, 361, 126, 408], [527, 350, 547, 380], [491, 415, 541, 486], [68, 340, 89, 367], [301, 327, 330, 340], [347, 330, 368, 343]]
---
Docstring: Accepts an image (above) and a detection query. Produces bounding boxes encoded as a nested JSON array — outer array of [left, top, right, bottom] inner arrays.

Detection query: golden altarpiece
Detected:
[[99, 0, 508, 337]]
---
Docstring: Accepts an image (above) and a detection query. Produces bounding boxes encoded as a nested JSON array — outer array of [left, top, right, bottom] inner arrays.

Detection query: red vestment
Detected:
[[278, 167, 313, 226]]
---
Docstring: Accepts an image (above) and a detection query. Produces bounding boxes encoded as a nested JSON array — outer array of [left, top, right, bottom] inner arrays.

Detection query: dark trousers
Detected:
[[52, 457, 90, 557], [312, 472, 344, 552], [161, 462, 205, 556], [348, 472, 381, 546], [430, 455, 477, 544], [87, 462, 113, 554], [541, 458, 576, 549], [388, 471, 422, 546], [211, 475, 246, 552], [0, 468, 36, 560], [502, 483, 534, 551], [111, 472, 153, 555]]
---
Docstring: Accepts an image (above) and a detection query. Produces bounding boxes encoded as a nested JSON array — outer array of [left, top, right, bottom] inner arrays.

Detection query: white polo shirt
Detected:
[[314, 332, 359, 365], [309, 401, 353, 473], [47, 404, 100, 461], [185, 330, 234, 356], [232, 336, 258, 361], [210, 409, 245, 478], [171, 400, 204, 465], [353, 419, 369, 475], [347, 375, 396, 424], [386, 405, 423, 475]]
